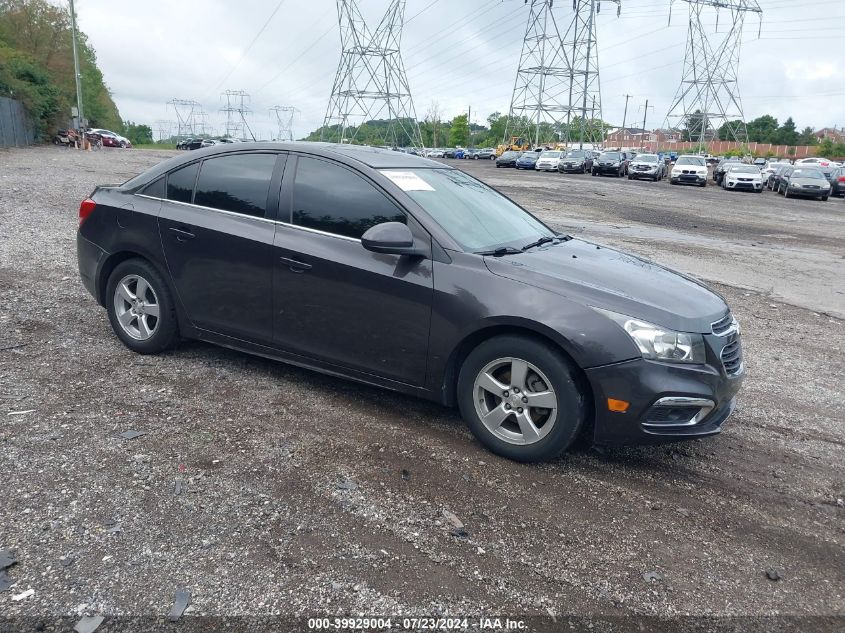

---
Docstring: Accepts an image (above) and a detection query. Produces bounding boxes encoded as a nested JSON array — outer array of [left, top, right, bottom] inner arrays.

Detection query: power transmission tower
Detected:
[[167, 99, 202, 140], [664, 0, 762, 151], [221, 89, 252, 140], [505, 0, 621, 150], [153, 120, 174, 142], [322, 0, 423, 148], [269, 106, 298, 141]]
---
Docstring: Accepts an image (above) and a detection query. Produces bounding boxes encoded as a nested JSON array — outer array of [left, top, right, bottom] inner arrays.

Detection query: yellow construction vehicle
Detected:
[[496, 136, 531, 156]]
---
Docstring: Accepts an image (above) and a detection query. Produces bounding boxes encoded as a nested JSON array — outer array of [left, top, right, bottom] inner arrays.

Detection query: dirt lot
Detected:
[[0, 146, 843, 630]]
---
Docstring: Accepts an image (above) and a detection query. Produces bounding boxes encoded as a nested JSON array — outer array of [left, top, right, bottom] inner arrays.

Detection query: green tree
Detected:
[[682, 110, 712, 143], [746, 115, 779, 142], [772, 117, 799, 146], [0, 0, 121, 134], [122, 121, 152, 145], [798, 126, 818, 146], [449, 113, 469, 147]]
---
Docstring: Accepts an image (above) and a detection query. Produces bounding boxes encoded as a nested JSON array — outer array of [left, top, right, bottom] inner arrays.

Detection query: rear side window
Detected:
[[167, 162, 199, 204], [141, 176, 165, 198], [194, 154, 277, 217], [291, 156, 405, 239]]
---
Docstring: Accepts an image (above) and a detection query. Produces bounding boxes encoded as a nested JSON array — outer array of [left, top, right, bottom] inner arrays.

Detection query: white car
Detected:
[[535, 150, 562, 172], [425, 149, 444, 158], [670, 155, 708, 187], [722, 164, 763, 192], [760, 161, 790, 185]]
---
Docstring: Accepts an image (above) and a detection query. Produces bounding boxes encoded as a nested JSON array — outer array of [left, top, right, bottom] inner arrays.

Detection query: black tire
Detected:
[[821, 196, 828, 201], [106, 258, 179, 355], [120, 141, 127, 149], [591, 170, 597, 176], [628, 175, 633, 180], [670, 179, 677, 185], [457, 335, 587, 462]]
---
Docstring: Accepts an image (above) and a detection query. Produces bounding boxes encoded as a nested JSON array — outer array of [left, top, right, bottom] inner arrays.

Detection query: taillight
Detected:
[[79, 198, 96, 226], [839, 176, 845, 182]]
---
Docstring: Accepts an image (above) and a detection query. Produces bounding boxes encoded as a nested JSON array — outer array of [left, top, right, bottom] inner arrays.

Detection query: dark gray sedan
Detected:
[[77, 142, 743, 462], [777, 167, 832, 200]]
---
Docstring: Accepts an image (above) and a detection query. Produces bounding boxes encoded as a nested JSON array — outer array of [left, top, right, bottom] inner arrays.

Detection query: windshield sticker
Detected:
[[381, 171, 435, 192]]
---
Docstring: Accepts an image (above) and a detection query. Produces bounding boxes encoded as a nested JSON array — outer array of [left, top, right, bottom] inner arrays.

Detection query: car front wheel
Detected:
[[457, 335, 587, 462], [106, 259, 179, 354]]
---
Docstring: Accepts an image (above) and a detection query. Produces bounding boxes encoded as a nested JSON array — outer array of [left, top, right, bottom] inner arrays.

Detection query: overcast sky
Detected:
[[74, 0, 845, 140]]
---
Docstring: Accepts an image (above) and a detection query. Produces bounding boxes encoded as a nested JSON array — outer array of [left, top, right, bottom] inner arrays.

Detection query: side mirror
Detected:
[[361, 222, 426, 257]]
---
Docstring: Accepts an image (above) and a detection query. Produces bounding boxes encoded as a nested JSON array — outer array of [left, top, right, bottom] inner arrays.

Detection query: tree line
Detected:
[[0, 0, 150, 144]]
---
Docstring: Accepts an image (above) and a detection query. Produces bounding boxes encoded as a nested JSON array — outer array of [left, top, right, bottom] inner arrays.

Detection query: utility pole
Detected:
[[620, 94, 633, 147], [468, 105, 471, 148], [68, 0, 85, 143], [639, 99, 655, 150]]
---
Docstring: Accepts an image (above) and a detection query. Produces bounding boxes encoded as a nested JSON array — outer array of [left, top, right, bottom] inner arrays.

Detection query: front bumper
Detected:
[[787, 186, 829, 198], [560, 162, 587, 172], [726, 180, 763, 190], [630, 168, 659, 179], [586, 344, 744, 446], [672, 172, 707, 184], [594, 164, 622, 173]]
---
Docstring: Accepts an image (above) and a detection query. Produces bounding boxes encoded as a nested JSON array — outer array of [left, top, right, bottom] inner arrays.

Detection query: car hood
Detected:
[[484, 238, 727, 333], [631, 161, 658, 168], [790, 177, 830, 186]]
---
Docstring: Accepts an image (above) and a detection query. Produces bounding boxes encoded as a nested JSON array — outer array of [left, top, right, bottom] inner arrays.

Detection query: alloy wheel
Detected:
[[473, 357, 558, 445], [113, 274, 161, 341]]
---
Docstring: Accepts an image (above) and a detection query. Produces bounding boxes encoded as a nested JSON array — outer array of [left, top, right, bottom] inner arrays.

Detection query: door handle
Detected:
[[279, 256, 312, 273], [169, 226, 195, 242]]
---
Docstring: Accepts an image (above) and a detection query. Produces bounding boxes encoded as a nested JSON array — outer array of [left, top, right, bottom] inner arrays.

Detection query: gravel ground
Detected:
[[0, 146, 843, 631]]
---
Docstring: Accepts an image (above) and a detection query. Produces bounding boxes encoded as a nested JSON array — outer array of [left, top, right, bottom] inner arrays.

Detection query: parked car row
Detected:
[[177, 138, 243, 150], [424, 147, 497, 160]]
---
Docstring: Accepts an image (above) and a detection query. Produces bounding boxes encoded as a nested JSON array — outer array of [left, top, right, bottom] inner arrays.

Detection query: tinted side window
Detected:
[[292, 157, 405, 239], [194, 154, 277, 217], [167, 162, 199, 204], [141, 176, 165, 198]]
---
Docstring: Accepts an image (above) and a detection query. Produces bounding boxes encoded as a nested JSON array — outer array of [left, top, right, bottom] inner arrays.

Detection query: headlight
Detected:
[[594, 309, 706, 364]]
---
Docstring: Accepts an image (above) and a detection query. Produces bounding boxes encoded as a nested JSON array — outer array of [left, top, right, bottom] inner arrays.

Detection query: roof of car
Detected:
[[121, 141, 445, 189]]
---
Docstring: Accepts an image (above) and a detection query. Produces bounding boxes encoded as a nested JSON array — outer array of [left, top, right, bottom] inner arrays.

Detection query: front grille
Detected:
[[711, 312, 733, 335], [721, 339, 743, 376]]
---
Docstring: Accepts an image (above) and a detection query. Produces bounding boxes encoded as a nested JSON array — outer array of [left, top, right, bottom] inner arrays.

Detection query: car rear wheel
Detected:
[[106, 259, 179, 354], [457, 335, 586, 462], [821, 195, 829, 201]]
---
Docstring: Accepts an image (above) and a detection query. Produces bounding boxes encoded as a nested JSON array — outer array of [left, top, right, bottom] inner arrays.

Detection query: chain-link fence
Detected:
[[0, 97, 36, 147]]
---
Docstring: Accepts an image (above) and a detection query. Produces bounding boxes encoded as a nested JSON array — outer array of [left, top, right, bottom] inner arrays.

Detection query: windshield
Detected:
[[501, 152, 517, 158], [676, 156, 705, 166], [635, 154, 658, 163], [383, 168, 554, 252], [729, 165, 759, 173], [540, 151, 561, 158], [600, 152, 621, 160], [565, 150, 586, 158], [792, 169, 825, 179]]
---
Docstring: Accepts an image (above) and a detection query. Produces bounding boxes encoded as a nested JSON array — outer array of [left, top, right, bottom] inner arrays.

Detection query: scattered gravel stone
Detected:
[[73, 615, 104, 633], [0, 550, 16, 569], [12, 588, 34, 601], [766, 568, 784, 582], [167, 589, 191, 621], [643, 571, 663, 583], [119, 430, 146, 440]]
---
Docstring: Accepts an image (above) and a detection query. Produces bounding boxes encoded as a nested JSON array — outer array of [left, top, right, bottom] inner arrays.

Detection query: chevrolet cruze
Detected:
[[77, 143, 744, 462]]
